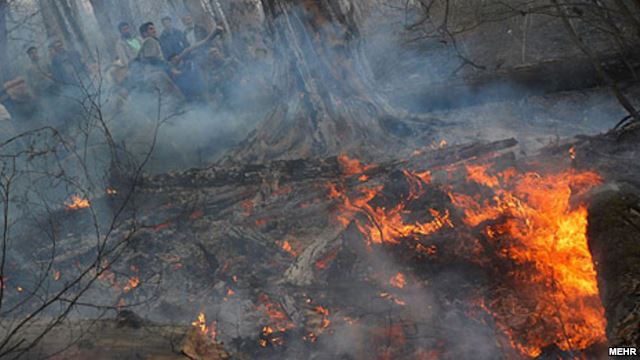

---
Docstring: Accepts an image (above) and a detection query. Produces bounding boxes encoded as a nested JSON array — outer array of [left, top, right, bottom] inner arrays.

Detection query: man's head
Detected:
[[181, 14, 194, 28], [26, 47, 39, 62], [139, 22, 157, 38], [161, 16, 173, 31], [118, 22, 132, 39]]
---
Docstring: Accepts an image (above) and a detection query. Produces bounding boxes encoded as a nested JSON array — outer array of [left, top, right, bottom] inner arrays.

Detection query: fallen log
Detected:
[[395, 52, 640, 112]]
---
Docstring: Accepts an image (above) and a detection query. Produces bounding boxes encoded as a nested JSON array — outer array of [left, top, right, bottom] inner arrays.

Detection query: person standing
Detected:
[[49, 39, 89, 87], [115, 22, 142, 67], [25, 46, 56, 97], [137, 22, 183, 105], [182, 14, 208, 45], [159, 16, 188, 60]]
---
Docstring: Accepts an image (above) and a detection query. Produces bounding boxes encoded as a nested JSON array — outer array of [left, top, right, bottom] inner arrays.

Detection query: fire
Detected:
[[192, 312, 217, 341], [389, 272, 406, 288], [380, 292, 406, 306], [450, 163, 605, 356], [280, 240, 295, 256], [65, 195, 90, 210], [278, 239, 300, 257], [314, 306, 331, 329], [257, 294, 294, 332], [569, 146, 577, 160], [328, 182, 453, 246], [329, 154, 606, 356], [259, 325, 285, 348], [106, 187, 118, 196], [123, 276, 140, 293], [337, 154, 374, 176], [315, 249, 338, 270]]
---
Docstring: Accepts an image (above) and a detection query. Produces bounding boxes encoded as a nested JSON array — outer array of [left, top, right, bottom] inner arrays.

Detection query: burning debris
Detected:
[[64, 195, 90, 210], [80, 135, 618, 359], [13, 131, 640, 359]]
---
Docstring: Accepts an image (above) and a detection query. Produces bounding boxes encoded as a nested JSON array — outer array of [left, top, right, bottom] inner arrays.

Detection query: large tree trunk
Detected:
[[0, 0, 8, 82], [89, 0, 118, 56], [44, 1, 75, 48], [59, 0, 91, 54], [37, 0, 62, 40], [223, 0, 434, 164]]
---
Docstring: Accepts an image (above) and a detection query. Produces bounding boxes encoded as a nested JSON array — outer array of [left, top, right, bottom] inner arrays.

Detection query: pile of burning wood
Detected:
[[22, 128, 640, 359]]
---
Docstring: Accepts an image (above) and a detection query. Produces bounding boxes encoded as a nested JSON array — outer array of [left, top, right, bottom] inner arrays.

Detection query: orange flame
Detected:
[[389, 272, 406, 289], [123, 276, 140, 293], [65, 195, 90, 210], [258, 294, 294, 332], [329, 155, 606, 355], [328, 181, 453, 246], [451, 164, 605, 356], [192, 312, 218, 341], [278, 239, 300, 257], [338, 154, 374, 176]]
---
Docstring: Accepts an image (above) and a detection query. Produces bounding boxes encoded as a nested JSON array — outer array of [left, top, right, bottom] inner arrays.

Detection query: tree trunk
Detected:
[[209, 0, 233, 40], [184, 0, 211, 28], [0, 0, 8, 82], [46, 1, 75, 47], [223, 0, 433, 164], [38, 0, 62, 40], [89, 0, 118, 56], [588, 186, 640, 347], [59, 0, 91, 54]]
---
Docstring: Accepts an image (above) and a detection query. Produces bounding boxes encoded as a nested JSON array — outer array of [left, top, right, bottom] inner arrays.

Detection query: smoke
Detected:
[[2, 1, 638, 358]]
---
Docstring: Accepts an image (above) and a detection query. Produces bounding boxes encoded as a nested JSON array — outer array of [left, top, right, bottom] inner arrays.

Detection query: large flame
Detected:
[[328, 158, 606, 357], [449, 163, 606, 356]]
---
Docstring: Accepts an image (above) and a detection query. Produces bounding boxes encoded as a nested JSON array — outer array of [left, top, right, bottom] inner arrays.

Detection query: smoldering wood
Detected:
[[1, 0, 639, 358]]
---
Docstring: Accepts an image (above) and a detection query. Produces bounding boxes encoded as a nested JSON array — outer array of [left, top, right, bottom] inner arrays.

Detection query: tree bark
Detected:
[[46, 1, 75, 47], [588, 186, 640, 348], [59, 0, 90, 53], [37, 0, 62, 40], [0, 0, 8, 82], [224, 0, 430, 164], [89, 0, 117, 55]]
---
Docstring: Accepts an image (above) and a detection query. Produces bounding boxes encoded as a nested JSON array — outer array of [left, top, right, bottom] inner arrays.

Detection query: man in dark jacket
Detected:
[[159, 16, 188, 60], [49, 39, 89, 87]]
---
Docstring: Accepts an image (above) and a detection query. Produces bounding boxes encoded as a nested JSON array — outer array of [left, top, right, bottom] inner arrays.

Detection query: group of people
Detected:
[[1, 12, 237, 136], [115, 14, 229, 104]]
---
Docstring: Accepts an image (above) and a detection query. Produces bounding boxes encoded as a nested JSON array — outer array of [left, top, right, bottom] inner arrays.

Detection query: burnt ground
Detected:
[[6, 119, 639, 359]]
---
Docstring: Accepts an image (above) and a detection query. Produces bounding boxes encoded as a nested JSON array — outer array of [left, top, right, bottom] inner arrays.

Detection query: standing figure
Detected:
[[25, 46, 56, 97], [137, 22, 183, 105], [49, 39, 89, 88], [159, 16, 188, 61], [115, 22, 142, 67], [182, 14, 208, 45]]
